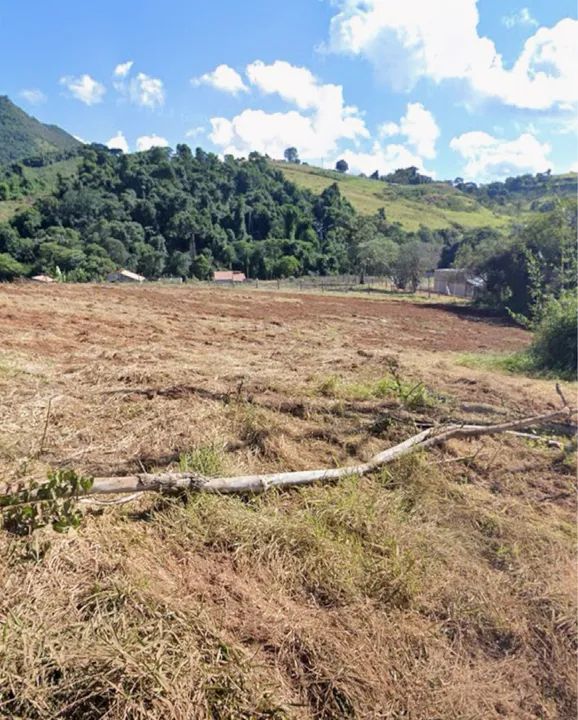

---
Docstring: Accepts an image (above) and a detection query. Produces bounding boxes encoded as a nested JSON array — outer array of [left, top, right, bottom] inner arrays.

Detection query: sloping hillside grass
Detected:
[[21, 156, 80, 188], [275, 161, 509, 231], [0, 199, 24, 222], [0, 156, 80, 220]]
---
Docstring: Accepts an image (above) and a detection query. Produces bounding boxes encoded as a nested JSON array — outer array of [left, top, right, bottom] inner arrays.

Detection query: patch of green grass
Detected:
[[373, 376, 435, 410], [0, 357, 27, 379], [179, 443, 226, 476], [22, 157, 80, 189], [456, 350, 572, 379], [315, 373, 436, 410], [0, 158, 81, 222], [0, 199, 25, 222], [317, 375, 341, 398], [173, 475, 422, 609]]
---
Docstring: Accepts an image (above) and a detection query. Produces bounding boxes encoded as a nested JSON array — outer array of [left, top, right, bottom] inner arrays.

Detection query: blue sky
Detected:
[[0, 0, 576, 182]]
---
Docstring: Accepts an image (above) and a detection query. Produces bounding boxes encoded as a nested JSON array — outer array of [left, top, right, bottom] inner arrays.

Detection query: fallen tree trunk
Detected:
[[1, 390, 573, 505], [81, 399, 574, 498]]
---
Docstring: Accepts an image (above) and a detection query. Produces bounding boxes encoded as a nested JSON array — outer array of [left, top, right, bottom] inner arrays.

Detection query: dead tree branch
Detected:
[[1, 389, 573, 508], [32, 401, 578, 501]]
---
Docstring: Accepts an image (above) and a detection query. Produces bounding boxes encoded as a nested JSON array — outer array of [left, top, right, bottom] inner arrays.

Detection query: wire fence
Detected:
[[243, 274, 436, 296]]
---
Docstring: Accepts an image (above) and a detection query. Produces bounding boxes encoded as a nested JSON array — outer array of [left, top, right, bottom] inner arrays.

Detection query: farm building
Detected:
[[31, 275, 55, 283], [433, 269, 484, 298], [213, 270, 246, 284], [106, 269, 146, 283]]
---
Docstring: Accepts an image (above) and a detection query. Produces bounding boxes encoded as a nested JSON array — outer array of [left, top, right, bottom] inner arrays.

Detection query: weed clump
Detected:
[[179, 443, 226, 476], [315, 360, 436, 410]]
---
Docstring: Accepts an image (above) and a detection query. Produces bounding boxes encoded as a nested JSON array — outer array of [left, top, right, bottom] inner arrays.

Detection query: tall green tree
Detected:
[[283, 147, 299, 164]]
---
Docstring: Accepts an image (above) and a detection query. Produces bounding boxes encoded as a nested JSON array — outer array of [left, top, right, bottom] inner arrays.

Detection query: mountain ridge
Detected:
[[0, 96, 81, 165]]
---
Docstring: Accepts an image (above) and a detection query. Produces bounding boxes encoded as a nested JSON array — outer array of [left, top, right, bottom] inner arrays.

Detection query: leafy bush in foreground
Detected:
[[529, 292, 577, 378]]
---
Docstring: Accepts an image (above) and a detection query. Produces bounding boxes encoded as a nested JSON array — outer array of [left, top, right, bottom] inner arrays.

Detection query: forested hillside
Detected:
[[0, 96, 81, 165], [0, 95, 575, 290], [0, 145, 364, 281], [0, 141, 576, 326]]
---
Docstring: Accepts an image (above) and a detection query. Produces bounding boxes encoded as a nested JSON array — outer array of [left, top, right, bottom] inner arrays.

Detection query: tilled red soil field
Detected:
[[0, 283, 528, 357]]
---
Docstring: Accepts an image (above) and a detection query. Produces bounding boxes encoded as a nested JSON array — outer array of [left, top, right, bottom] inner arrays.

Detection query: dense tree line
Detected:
[[454, 200, 577, 321], [453, 170, 577, 210], [0, 144, 447, 284]]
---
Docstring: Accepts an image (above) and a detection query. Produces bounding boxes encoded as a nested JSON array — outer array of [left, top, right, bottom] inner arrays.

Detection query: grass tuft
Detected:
[[315, 372, 436, 410], [457, 349, 578, 381], [179, 443, 227, 476]]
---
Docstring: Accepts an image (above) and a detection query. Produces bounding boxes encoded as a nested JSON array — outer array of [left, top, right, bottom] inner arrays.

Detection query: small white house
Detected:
[[106, 269, 146, 283]]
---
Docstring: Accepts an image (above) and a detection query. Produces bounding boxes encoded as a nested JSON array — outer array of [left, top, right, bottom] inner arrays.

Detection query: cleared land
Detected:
[[0, 284, 576, 720]]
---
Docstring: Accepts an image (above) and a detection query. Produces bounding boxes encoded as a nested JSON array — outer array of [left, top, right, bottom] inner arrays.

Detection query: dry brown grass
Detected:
[[0, 284, 576, 719]]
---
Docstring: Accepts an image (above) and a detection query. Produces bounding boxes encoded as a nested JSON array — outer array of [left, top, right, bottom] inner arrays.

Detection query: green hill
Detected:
[[275, 161, 577, 232], [274, 162, 509, 231], [0, 96, 81, 165]]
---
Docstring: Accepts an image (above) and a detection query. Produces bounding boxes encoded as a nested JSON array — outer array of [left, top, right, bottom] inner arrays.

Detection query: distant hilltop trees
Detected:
[[283, 147, 300, 164]]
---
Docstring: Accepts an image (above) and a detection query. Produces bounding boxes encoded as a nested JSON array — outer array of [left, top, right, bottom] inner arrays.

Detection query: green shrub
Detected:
[[529, 292, 577, 378], [0, 252, 25, 280]]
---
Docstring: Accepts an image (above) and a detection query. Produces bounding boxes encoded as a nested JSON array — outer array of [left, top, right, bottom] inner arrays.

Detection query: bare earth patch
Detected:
[[0, 284, 575, 719]]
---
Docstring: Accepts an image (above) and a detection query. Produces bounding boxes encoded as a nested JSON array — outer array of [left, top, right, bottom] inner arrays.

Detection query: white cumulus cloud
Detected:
[[185, 126, 206, 139], [113, 64, 165, 109], [192, 64, 248, 95], [502, 8, 538, 29], [208, 59, 369, 161], [378, 122, 399, 138], [338, 142, 434, 177], [114, 60, 134, 78], [106, 131, 129, 153], [450, 131, 551, 181], [326, 0, 578, 110], [378, 103, 439, 159], [60, 74, 105, 105], [129, 73, 165, 108], [19, 88, 46, 105], [136, 134, 169, 151]]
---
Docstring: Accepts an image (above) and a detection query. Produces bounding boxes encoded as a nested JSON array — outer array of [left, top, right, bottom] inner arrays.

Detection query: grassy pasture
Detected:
[[275, 161, 509, 230]]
